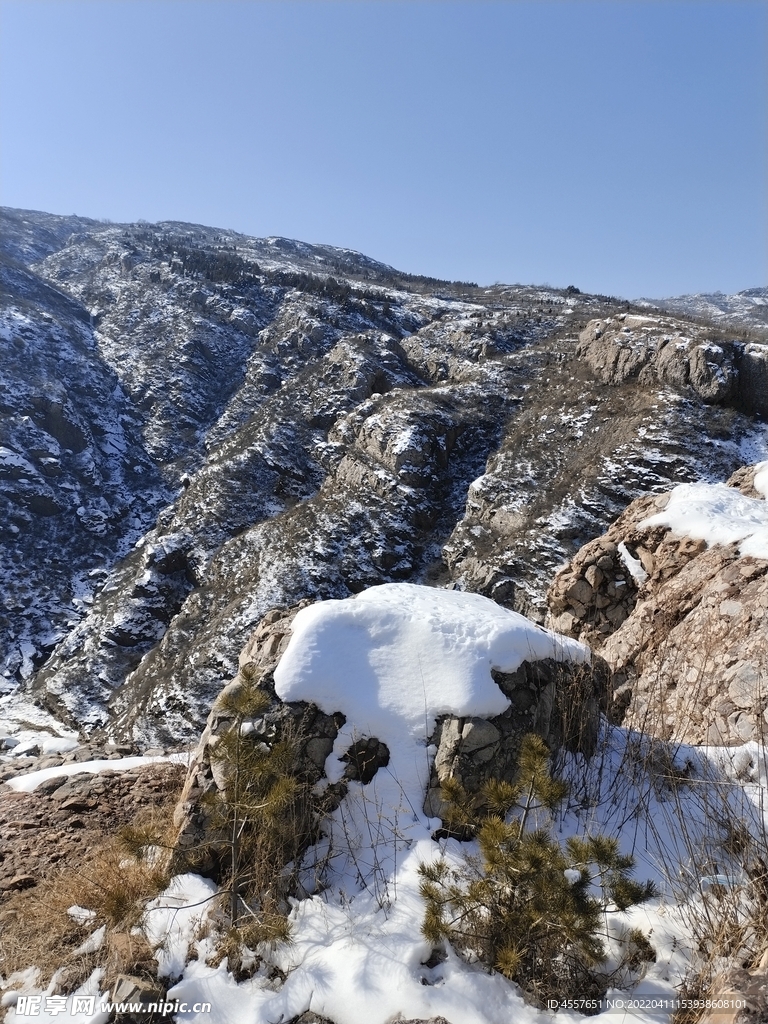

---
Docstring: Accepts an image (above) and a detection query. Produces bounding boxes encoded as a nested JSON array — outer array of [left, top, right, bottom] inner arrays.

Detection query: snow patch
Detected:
[[618, 541, 649, 585], [4, 753, 188, 793], [639, 481, 768, 560], [753, 460, 768, 500], [274, 582, 588, 799], [142, 873, 218, 979]]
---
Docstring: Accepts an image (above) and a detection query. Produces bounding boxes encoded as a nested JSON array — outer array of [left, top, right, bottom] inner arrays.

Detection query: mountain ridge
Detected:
[[0, 207, 765, 744]]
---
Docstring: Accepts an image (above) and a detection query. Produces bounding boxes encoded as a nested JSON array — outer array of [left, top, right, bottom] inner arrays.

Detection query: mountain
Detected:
[[1, 207, 766, 745], [637, 287, 768, 332]]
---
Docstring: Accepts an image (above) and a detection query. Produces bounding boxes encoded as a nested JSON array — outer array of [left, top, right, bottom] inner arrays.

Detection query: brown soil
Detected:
[[0, 761, 186, 901]]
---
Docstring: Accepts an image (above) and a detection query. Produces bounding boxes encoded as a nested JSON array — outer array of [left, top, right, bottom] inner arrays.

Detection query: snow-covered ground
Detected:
[[4, 753, 187, 794], [3, 583, 767, 1024]]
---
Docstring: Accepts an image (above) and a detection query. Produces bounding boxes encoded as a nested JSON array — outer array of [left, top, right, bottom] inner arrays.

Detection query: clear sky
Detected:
[[0, 0, 765, 298]]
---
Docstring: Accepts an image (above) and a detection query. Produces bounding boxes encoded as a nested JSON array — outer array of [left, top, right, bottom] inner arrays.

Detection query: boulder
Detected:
[[172, 594, 608, 870], [2, 874, 37, 891], [109, 975, 166, 1023], [396, 1020, 455, 1024], [287, 1014, 336, 1024], [229, 307, 259, 336]]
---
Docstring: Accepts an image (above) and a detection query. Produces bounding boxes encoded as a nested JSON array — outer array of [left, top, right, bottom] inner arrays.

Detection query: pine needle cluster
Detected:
[[419, 734, 657, 1007], [205, 674, 315, 944]]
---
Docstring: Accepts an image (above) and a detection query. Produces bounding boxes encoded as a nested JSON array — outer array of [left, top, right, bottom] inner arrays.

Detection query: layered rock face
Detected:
[[547, 464, 768, 746], [577, 313, 768, 416]]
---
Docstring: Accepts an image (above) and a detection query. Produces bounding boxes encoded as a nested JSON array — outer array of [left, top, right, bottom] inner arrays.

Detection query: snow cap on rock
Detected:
[[274, 582, 589, 795]]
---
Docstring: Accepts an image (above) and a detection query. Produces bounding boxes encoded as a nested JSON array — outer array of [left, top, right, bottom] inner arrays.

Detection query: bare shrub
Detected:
[[200, 674, 318, 946]]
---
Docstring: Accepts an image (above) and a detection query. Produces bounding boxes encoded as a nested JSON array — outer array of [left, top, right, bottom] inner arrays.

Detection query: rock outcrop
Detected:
[[577, 313, 768, 416], [547, 464, 768, 745], [423, 656, 609, 819], [170, 602, 343, 874], [172, 596, 607, 870]]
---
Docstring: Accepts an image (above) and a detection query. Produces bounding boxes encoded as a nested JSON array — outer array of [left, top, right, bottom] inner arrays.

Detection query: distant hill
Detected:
[[637, 286, 768, 333]]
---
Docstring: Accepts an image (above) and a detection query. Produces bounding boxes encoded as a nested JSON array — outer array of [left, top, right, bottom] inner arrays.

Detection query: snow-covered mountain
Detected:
[[637, 286, 768, 332], [1, 207, 766, 744]]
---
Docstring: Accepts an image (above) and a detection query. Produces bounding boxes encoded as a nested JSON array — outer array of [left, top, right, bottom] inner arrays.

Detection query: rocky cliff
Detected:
[[577, 312, 768, 417], [547, 463, 768, 746]]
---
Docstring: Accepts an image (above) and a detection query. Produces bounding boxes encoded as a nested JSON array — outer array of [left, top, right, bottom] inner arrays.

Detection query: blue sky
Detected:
[[0, 1, 765, 298]]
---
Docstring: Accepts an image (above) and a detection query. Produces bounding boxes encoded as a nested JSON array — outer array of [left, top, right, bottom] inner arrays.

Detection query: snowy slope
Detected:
[[637, 287, 768, 335]]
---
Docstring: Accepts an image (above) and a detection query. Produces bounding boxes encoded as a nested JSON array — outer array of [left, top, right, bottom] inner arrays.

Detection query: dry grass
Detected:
[[0, 794, 181, 995], [0, 838, 169, 993], [0, 881, 103, 994]]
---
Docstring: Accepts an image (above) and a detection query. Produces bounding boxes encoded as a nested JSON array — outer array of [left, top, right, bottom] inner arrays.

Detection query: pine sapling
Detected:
[[419, 733, 657, 1007]]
